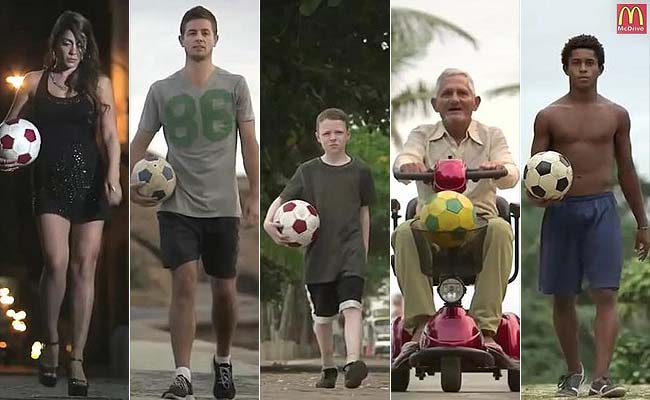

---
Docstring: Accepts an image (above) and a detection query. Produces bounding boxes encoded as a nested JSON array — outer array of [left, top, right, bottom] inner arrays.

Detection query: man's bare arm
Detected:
[[531, 109, 552, 155], [527, 109, 555, 207], [614, 107, 647, 227], [614, 107, 648, 260], [239, 120, 259, 227], [129, 128, 156, 172], [129, 127, 159, 206]]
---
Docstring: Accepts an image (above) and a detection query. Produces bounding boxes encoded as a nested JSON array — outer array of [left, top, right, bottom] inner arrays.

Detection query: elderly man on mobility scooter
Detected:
[[391, 68, 521, 392]]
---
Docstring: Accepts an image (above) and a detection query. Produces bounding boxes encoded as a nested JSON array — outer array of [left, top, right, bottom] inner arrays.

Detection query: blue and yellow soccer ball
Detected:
[[419, 191, 476, 247], [130, 155, 177, 202]]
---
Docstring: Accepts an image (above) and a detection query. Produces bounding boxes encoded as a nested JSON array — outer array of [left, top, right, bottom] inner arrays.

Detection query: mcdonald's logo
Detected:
[[617, 4, 647, 34]]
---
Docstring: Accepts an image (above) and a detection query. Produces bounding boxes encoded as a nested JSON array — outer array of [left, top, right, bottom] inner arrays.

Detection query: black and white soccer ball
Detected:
[[130, 155, 176, 202], [524, 151, 573, 200]]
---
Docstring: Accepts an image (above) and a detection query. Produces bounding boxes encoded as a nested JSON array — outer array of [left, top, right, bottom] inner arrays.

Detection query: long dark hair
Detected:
[[44, 11, 106, 118]]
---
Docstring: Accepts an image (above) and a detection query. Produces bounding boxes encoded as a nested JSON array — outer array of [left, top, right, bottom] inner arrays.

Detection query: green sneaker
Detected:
[[588, 377, 626, 398]]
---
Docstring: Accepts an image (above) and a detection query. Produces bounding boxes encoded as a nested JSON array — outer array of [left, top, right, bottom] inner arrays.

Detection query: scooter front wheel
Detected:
[[440, 357, 462, 392], [508, 368, 520, 392], [391, 366, 410, 392]]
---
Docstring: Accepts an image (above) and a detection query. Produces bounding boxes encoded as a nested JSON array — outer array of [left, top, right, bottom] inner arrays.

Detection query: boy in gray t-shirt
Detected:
[[264, 108, 376, 389], [130, 6, 259, 400]]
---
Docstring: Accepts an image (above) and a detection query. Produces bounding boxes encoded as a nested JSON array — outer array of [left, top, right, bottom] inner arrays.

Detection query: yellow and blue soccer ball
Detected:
[[419, 191, 476, 247]]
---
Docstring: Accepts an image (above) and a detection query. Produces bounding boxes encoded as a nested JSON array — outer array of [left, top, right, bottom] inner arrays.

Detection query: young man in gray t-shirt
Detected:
[[130, 6, 259, 400], [263, 108, 376, 389]]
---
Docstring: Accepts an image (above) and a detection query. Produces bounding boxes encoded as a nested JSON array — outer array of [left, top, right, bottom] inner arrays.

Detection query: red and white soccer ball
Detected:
[[273, 200, 320, 247], [0, 118, 41, 167]]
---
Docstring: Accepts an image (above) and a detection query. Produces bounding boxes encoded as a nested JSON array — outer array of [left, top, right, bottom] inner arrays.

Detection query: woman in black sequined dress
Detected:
[[0, 11, 121, 395]]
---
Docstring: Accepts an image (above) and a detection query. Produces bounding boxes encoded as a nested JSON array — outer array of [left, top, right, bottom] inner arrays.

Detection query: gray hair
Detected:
[[433, 68, 476, 97]]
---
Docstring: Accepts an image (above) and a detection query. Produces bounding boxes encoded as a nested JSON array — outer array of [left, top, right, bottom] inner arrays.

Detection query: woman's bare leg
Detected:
[[68, 219, 104, 381], [37, 213, 71, 370]]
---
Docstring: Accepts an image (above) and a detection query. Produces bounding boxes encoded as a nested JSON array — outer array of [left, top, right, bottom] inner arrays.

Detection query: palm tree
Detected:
[[392, 8, 478, 75], [484, 84, 521, 98], [391, 7, 519, 148]]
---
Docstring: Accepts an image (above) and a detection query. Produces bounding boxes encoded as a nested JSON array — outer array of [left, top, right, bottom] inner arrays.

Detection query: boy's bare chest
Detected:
[[549, 110, 617, 145]]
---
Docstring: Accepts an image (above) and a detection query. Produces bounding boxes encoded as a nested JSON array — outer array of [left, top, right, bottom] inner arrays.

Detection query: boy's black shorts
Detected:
[[305, 275, 364, 323], [157, 211, 239, 278]]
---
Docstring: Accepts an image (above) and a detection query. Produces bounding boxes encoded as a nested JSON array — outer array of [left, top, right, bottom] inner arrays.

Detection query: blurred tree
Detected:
[[610, 259, 650, 384], [261, 0, 389, 205]]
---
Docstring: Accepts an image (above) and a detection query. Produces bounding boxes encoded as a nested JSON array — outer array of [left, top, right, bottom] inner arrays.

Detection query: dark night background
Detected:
[[0, 0, 128, 380]]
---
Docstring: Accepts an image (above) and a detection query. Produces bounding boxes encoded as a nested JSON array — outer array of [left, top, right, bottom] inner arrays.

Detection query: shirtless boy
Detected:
[[529, 34, 649, 398]]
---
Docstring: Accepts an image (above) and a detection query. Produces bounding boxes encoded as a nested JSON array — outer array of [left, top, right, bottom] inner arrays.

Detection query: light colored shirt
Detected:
[[393, 120, 519, 217], [139, 67, 255, 217]]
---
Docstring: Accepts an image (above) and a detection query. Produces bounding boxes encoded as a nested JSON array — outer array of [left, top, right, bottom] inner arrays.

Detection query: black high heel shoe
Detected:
[[68, 358, 88, 396], [38, 341, 58, 387]]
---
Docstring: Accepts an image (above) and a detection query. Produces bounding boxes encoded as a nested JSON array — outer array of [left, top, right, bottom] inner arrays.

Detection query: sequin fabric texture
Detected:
[[29, 71, 108, 222]]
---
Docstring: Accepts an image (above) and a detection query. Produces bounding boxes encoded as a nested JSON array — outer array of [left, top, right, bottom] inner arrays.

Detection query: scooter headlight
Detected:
[[437, 278, 466, 303]]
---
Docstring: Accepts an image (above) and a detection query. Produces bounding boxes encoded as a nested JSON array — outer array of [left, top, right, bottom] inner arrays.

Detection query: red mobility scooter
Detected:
[[391, 159, 520, 393]]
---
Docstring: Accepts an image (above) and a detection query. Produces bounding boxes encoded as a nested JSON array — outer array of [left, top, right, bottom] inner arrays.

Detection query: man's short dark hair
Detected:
[[561, 34, 605, 70], [316, 108, 348, 131], [180, 6, 217, 36]]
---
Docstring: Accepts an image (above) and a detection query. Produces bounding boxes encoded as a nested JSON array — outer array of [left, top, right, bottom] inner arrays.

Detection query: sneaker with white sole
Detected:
[[161, 374, 194, 400], [556, 364, 584, 397], [589, 377, 626, 398]]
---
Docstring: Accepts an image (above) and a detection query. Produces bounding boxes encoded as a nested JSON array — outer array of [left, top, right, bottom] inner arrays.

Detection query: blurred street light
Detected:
[[5, 75, 24, 90], [31, 341, 42, 359], [0, 295, 15, 305], [6, 309, 15, 318], [0, 288, 9, 296], [11, 320, 26, 332], [13, 310, 26, 321]]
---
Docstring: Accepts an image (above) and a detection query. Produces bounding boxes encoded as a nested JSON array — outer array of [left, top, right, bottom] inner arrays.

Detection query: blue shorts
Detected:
[[539, 192, 622, 295]]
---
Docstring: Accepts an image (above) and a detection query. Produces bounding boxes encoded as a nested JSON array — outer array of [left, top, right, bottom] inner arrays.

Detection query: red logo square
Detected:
[[617, 4, 647, 34]]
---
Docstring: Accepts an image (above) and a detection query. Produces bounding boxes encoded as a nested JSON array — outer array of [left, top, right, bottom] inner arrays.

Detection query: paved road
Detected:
[[0, 374, 127, 399], [129, 335, 259, 400], [130, 287, 259, 400], [260, 371, 389, 399], [392, 369, 519, 400], [130, 370, 258, 400]]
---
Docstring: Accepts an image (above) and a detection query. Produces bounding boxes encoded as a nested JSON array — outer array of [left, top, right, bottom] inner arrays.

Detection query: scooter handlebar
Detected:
[[465, 168, 508, 181], [393, 168, 508, 182], [393, 172, 434, 181]]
